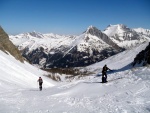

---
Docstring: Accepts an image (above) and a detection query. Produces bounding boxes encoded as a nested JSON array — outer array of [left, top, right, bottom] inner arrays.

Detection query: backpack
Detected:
[[39, 78, 43, 83]]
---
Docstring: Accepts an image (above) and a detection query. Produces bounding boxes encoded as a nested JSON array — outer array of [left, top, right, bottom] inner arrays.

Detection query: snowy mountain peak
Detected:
[[106, 24, 127, 28], [14, 31, 45, 39], [117, 24, 127, 28], [27, 31, 44, 38], [133, 27, 150, 36], [103, 24, 130, 37], [88, 25, 94, 29], [103, 24, 149, 49], [85, 25, 102, 36]]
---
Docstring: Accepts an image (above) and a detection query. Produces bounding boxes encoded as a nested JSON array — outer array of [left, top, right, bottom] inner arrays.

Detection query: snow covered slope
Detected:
[[133, 28, 150, 37], [86, 42, 149, 73], [9, 32, 75, 53], [0, 50, 56, 92], [103, 24, 150, 49], [0, 42, 150, 113]]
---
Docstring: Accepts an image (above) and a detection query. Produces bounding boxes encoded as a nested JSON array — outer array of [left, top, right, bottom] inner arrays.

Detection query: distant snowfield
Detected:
[[0, 42, 150, 113]]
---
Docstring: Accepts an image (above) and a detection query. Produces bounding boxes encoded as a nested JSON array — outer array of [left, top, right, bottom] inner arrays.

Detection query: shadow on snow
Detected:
[[96, 63, 133, 77]]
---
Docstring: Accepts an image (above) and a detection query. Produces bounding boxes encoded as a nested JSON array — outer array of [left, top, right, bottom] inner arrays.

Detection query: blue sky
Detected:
[[0, 0, 150, 35]]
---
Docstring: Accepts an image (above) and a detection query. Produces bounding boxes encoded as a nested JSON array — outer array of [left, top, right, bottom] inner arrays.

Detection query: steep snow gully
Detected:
[[0, 42, 150, 113]]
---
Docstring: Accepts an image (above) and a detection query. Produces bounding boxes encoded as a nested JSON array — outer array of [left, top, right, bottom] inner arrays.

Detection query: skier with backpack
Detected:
[[37, 77, 43, 91], [102, 65, 111, 83]]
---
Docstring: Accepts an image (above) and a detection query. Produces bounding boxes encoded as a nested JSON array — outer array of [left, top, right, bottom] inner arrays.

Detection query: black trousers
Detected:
[[39, 83, 43, 90], [102, 72, 107, 80]]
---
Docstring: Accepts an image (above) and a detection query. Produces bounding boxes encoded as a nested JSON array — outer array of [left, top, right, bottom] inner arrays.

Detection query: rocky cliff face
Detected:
[[0, 26, 24, 62], [86, 26, 120, 50], [132, 42, 150, 66]]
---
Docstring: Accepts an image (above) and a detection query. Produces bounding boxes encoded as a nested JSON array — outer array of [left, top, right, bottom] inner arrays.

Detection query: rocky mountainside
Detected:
[[9, 26, 123, 68], [103, 24, 150, 49], [132, 42, 150, 66], [0, 26, 24, 62]]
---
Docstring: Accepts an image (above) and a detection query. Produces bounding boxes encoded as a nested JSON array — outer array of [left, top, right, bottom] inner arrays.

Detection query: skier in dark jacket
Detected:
[[37, 77, 43, 91], [102, 65, 111, 82]]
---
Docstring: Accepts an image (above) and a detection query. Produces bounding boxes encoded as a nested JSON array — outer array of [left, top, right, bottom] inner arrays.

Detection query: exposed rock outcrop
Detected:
[[0, 26, 24, 62], [132, 42, 150, 66]]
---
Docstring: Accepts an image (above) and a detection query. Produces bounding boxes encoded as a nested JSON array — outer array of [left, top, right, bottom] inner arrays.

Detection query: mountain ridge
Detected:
[[9, 24, 150, 68], [103, 24, 150, 49]]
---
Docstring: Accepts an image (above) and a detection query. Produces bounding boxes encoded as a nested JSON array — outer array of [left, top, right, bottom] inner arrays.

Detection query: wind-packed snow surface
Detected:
[[0, 42, 150, 113]]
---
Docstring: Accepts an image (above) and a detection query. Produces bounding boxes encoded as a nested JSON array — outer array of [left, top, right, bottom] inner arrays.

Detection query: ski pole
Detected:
[[37, 82, 39, 90]]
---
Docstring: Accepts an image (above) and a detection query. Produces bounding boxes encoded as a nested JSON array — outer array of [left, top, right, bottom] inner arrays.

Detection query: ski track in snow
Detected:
[[0, 67, 150, 113]]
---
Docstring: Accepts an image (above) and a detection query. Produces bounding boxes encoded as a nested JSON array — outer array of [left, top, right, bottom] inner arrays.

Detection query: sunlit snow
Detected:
[[0, 42, 150, 113]]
